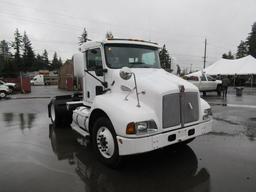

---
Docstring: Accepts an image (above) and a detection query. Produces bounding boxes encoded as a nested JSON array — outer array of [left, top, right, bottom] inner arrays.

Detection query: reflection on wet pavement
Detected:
[[2, 113, 36, 130], [49, 124, 210, 192]]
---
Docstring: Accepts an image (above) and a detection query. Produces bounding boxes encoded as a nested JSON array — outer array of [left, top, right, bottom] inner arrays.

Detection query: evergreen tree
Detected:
[[236, 41, 248, 58], [106, 31, 114, 39], [52, 52, 60, 70], [159, 45, 172, 71], [42, 49, 49, 68], [0, 40, 14, 73], [247, 22, 256, 58], [12, 28, 23, 71], [222, 51, 234, 59], [22, 32, 35, 71], [78, 28, 90, 45], [35, 54, 45, 70], [176, 64, 181, 76], [58, 57, 62, 67]]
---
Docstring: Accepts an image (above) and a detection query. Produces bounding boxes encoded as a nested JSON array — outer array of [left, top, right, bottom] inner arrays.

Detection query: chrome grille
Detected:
[[181, 92, 199, 125], [162, 93, 180, 128], [162, 92, 199, 128]]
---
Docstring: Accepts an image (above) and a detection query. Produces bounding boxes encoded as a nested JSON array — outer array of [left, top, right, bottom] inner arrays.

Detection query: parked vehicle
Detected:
[[184, 71, 222, 96], [30, 74, 45, 85], [48, 39, 213, 167], [0, 80, 16, 93], [0, 84, 11, 99], [30, 74, 58, 86]]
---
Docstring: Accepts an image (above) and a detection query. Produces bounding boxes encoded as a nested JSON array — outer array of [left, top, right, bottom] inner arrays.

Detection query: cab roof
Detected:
[[80, 38, 160, 52]]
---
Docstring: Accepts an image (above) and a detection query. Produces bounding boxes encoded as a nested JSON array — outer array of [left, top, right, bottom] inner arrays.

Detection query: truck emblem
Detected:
[[188, 102, 193, 110]]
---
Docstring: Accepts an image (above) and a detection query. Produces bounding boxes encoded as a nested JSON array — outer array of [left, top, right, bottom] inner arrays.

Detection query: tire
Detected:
[[0, 91, 7, 99], [92, 117, 121, 168], [217, 85, 222, 96], [49, 100, 61, 125], [48, 99, 72, 126]]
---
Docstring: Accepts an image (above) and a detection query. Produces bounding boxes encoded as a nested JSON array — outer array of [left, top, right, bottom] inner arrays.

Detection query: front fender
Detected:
[[91, 93, 159, 137]]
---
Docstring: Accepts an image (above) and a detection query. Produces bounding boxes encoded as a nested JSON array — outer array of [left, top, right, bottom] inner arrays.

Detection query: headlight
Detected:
[[203, 108, 212, 121], [126, 120, 157, 135]]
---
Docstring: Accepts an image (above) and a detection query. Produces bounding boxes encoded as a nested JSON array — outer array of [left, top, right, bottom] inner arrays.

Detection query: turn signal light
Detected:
[[126, 122, 136, 134]]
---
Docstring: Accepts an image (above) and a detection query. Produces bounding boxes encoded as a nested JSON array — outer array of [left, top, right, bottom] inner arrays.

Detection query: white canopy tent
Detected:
[[204, 55, 256, 75]]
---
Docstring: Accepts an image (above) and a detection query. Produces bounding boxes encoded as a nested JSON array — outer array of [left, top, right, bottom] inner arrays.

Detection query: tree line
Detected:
[[0, 27, 173, 77], [222, 22, 256, 59], [0, 29, 62, 76]]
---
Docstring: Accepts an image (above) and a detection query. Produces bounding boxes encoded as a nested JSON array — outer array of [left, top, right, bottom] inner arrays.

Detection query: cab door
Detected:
[[206, 75, 218, 91], [199, 74, 208, 91], [84, 48, 104, 105]]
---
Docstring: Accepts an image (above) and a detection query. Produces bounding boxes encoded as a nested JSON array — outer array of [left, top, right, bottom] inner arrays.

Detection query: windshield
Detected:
[[207, 75, 216, 81], [104, 44, 161, 69]]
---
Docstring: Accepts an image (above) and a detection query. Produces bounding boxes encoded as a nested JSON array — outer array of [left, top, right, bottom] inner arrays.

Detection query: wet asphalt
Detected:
[[0, 86, 256, 192]]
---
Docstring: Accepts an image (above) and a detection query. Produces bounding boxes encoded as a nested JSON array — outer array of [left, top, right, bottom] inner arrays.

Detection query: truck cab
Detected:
[[48, 39, 212, 167]]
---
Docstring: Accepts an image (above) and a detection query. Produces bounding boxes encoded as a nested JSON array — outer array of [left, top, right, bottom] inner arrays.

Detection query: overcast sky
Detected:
[[0, 0, 256, 71]]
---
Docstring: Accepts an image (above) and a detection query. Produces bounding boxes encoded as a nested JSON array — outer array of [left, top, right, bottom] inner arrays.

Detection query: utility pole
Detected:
[[203, 38, 207, 69]]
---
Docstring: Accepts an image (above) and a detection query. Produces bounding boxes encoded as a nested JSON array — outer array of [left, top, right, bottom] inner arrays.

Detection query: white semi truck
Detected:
[[48, 39, 212, 167]]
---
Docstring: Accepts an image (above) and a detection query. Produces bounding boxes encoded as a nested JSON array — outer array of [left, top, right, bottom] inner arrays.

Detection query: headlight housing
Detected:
[[203, 108, 212, 121], [126, 120, 158, 135]]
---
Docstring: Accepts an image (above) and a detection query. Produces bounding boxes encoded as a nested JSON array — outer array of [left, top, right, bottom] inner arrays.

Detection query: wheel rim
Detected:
[[51, 103, 55, 122], [0, 92, 6, 98], [96, 126, 115, 159]]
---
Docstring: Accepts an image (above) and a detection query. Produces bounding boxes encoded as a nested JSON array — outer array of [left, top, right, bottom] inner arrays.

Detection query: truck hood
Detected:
[[112, 68, 199, 95], [5, 82, 15, 87], [109, 68, 200, 126]]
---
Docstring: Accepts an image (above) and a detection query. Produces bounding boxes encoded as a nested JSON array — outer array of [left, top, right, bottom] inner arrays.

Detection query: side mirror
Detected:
[[120, 67, 132, 80], [95, 67, 107, 77]]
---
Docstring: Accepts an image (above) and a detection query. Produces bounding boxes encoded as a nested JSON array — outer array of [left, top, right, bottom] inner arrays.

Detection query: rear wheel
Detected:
[[92, 117, 121, 168], [49, 100, 61, 125], [0, 91, 7, 99], [48, 99, 72, 126]]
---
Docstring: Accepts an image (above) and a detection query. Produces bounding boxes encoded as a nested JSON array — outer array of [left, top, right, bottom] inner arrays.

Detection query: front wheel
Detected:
[[0, 91, 7, 99], [92, 117, 121, 168]]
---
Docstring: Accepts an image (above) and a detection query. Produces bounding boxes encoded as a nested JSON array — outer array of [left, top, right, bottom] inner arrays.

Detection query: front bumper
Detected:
[[117, 120, 212, 156]]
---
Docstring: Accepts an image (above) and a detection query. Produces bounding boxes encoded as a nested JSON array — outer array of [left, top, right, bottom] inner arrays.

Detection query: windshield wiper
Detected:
[[128, 62, 146, 68]]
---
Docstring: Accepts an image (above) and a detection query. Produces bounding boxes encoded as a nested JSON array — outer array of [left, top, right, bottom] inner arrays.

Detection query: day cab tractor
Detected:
[[48, 39, 213, 167]]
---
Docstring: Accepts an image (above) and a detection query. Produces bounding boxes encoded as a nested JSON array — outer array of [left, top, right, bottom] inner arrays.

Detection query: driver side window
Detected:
[[86, 48, 102, 71]]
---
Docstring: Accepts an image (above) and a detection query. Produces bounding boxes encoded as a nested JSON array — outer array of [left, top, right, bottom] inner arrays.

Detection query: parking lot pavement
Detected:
[[10, 86, 72, 99], [202, 93, 256, 107], [0, 88, 255, 192]]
